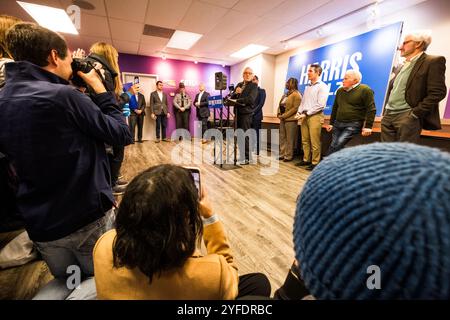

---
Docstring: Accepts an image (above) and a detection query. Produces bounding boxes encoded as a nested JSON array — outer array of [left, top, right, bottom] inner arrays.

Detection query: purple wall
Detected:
[[445, 90, 450, 119], [119, 53, 230, 136]]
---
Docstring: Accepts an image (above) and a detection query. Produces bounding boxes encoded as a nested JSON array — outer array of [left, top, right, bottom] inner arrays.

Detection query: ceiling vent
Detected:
[[143, 24, 175, 38]]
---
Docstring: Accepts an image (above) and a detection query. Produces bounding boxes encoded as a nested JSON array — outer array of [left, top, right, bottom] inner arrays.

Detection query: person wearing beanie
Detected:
[[293, 142, 450, 299]]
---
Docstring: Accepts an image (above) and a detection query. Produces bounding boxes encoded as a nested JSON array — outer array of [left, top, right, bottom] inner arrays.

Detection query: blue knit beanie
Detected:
[[293, 143, 450, 299]]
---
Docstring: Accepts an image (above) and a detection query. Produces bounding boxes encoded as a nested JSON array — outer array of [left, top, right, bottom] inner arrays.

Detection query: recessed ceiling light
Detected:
[[194, 60, 198, 64], [167, 30, 203, 50], [17, 1, 78, 34], [230, 44, 269, 59]]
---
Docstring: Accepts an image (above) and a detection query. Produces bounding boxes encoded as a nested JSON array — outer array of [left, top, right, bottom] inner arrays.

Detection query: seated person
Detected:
[[94, 164, 271, 299], [287, 142, 450, 299]]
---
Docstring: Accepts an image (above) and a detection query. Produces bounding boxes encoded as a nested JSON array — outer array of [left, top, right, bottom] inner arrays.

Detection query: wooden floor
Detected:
[[120, 139, 311, 291]]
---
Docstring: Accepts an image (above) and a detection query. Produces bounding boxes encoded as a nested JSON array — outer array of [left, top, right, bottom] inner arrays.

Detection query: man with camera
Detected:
[[0, 23, 132, 291]]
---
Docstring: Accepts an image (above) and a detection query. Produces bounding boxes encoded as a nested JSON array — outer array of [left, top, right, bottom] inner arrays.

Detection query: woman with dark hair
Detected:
[[277, 78, 302, 162], [94, 164, 271, 299]]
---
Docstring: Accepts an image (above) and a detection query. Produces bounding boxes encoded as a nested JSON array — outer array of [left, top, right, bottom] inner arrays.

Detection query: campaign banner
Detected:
[[208, 95, 223, 109], [286, 22, 403, 116]]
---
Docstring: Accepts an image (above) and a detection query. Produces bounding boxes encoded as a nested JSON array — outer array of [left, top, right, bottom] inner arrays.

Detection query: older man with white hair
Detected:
[[229, 67, 258, 164], [326, 69, 376, 155], [381, 30, 447, 143]]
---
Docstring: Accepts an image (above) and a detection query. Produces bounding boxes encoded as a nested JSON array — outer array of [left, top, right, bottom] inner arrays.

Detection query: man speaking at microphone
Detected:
[[229, 67, 258, 165]]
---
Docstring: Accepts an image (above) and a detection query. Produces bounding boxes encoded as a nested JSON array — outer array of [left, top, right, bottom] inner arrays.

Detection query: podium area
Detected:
[[119, 139, 311, 291]]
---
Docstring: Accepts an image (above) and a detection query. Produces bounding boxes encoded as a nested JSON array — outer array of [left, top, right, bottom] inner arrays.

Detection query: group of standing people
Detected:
[[128, 81, 212, 143], [277, 29, 446, 171]]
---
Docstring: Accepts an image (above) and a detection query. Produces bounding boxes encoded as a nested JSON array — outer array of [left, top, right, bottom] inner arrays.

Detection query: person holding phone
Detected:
[[128, 77, 146, 143], [94, 164, 271, 299]]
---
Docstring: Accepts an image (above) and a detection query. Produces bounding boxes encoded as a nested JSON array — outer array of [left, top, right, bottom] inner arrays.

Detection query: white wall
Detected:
[[232, 0, 450, 118], [273, 0, 450, 117], [230, 54, 275, 117]]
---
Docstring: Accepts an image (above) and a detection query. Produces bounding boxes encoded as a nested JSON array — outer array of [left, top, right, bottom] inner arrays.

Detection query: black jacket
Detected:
[[85, 53, 118, 95], [384, 53, 447, 130], [253, 87, 266, 122], [231, 81, 258, 115], [194, 91, 210, 119], [0, 61, 132, 241]]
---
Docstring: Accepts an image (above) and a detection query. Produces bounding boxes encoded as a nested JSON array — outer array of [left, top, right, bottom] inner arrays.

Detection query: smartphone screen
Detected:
[[185, 167, 201, 198], [134, 76, 140, 84]]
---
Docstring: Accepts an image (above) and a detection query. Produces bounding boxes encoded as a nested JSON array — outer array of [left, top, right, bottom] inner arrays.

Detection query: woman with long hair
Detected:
[[94, 164, 271, 299], [277, 77, 302, 161], [88, 42, 123, 97], [87, 42, 128, 193]]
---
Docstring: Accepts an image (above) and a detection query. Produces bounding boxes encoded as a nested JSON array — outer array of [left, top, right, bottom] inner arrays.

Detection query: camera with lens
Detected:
[[71, 58, 96, 88]]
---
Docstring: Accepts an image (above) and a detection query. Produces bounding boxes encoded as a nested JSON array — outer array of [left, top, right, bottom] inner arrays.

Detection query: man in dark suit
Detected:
[[194, 83, 210, 143], [150, 80, 171, 142], [382, 30, 447, 143], [251, 75, 266, 155], [230, 67, 258, 164], [128, 84, 146, 143]]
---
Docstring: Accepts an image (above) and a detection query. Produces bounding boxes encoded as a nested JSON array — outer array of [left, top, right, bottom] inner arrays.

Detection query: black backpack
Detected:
[[0, 152, 24, 232]]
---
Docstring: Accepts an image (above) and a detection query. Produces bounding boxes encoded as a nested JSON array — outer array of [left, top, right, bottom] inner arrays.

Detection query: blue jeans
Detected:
[[33, 277, 97, 300], [327, 121, 363, 156], [34, 210, 114, 278]]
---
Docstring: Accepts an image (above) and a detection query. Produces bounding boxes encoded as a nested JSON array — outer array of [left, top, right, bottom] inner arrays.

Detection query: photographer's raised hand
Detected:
[[72, 48, 85, 59], [77, 67, 106, 94]]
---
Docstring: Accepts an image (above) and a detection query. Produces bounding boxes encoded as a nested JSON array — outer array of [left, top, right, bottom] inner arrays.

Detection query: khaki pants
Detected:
[[301, 112, 323, 165], [280, 120, 298, 160]]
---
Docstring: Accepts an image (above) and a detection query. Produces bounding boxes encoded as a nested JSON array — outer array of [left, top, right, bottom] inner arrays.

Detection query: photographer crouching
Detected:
[[0, 23, 132, 299]]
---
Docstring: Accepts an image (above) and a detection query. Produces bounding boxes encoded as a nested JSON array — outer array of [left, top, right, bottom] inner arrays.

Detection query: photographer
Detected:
[[0, 23, 132, 298]]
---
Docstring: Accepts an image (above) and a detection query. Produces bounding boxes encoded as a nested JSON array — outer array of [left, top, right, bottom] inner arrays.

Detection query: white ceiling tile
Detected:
[[60, 0, 107, 16], [138, 43, 165, 56], [64, 35, 112, 52], [258, 24, 299, 45], [205, 9, 259, 40], [199, 0, 240, 9], [140, 35, 169, 46], [263, 0, 332, 25], [228, 17, 284, 44], [190, 35, 223, 52], [78, 14, 110, 38], [113, 40, 140, 55], [288, 0, 374, 34], [106, 0, 149, 23], [145, 0, 192, 29], [109, 18, 144, 42], [232, 0, 285, 17], [177, 0, 228, 34]]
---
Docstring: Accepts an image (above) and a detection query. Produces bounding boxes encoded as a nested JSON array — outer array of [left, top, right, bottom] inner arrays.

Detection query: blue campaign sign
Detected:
[[286, 22, 403, 116], [208, 95, 223, 108]]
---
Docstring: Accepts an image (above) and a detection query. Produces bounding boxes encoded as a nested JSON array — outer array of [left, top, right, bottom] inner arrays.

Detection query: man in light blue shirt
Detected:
[[295, 64, 330, 171]]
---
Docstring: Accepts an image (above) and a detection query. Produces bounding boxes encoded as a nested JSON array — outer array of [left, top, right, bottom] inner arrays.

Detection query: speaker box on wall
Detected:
[[215, 72, 227, 90]]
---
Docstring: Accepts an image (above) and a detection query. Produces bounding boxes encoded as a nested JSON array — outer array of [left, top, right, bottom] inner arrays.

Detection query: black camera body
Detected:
[[71, 58, 96, 88]]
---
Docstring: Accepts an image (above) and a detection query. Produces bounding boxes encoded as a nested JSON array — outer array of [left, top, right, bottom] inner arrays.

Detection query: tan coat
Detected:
[[278, 90, 302, 122], [93, 221, 239, 300]]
